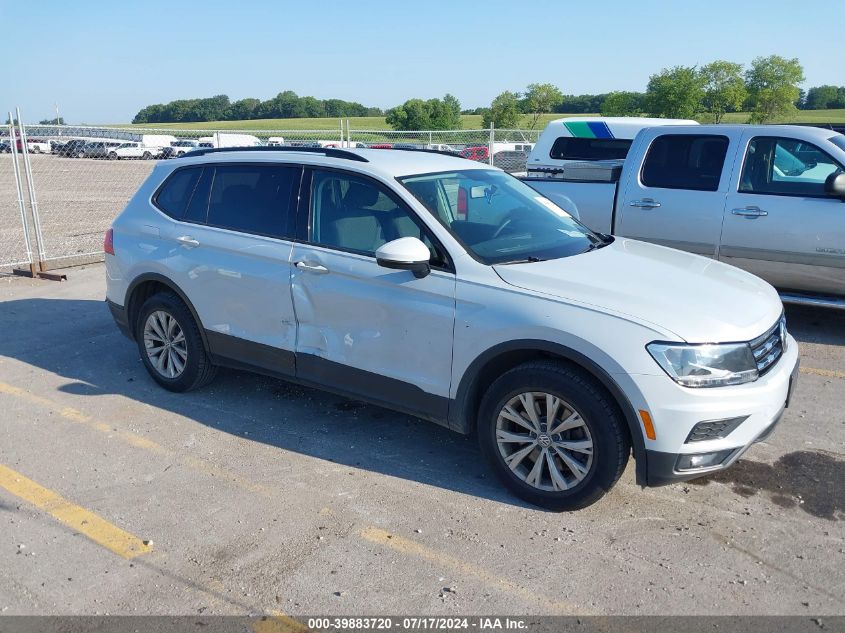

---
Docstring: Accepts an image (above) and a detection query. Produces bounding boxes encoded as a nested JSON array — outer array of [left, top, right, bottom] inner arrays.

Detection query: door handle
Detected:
[[176, 235, 200, 247], [629, 198, 661, 209], [295, 260, 329, 274], [731, 207, 768, 218]]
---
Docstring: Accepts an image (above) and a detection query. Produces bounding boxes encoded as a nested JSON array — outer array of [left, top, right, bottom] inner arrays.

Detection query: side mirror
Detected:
[[825, 172, 845, 200], [375, 237, 431, 278]]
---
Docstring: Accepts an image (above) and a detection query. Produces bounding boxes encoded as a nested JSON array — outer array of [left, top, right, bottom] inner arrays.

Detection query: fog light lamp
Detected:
[[675, 449, 734, 471]]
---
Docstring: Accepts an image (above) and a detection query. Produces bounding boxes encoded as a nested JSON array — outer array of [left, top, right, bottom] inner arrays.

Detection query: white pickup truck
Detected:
[[523, 124, 845, 308]]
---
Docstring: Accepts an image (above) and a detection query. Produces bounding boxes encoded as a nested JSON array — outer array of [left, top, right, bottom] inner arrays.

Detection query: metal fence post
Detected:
[[339, 118, 344, 146], [8, 114, 35, 276], [15, 108, 65, 281], [346, 119, 352, 147], [488, 123, 495, 165]]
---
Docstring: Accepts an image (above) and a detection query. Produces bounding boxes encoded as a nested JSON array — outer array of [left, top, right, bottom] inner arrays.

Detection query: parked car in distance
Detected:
[[523, 124, 845, 309], [162, 140, 200, 159], [0, 140, 10, 153], [105, 146, 798, 510], [26, 138, 55, 153], [368, 143, 393, 149], [81, 141, 123, 159], [52, 139, 89, 157], [460, 145, 489, 161], [107, 142, 160, 160]]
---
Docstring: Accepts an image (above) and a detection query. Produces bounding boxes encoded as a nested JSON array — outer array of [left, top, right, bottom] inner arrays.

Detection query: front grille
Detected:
[[749, 316, 786, 376]]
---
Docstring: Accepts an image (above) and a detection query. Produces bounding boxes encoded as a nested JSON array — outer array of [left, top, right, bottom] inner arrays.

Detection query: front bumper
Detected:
[[641, 336, 799, 486]]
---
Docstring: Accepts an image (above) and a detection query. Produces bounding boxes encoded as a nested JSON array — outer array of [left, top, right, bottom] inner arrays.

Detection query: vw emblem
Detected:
[[537, 434, 552, 448]]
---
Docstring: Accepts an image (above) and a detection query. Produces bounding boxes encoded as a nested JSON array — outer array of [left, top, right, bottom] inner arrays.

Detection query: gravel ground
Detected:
[[0, 265, 842, 617]]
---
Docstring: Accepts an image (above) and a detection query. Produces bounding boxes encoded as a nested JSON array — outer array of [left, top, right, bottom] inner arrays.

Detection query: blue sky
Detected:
[[2, 0, 843, 123]]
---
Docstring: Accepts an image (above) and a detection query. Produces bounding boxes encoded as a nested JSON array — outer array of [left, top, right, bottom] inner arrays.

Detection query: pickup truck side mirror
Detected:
[[824, 172, 845, 200], [375, 237, 431, 279]]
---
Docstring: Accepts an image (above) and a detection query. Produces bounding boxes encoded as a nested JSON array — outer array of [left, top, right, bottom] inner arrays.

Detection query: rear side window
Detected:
[[154, 167, 202, 219], [205, 164, 299, 238], [549, 137, 632, 161], [641, 135, 729, 191]]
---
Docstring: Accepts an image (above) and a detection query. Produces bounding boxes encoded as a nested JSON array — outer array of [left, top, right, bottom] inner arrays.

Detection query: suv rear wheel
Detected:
[[136, 291, 217, 392], [478, 361, 629, 510]]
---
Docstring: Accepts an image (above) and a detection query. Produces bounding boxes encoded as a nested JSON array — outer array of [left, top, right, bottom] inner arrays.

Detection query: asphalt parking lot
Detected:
[[0, 264, 843, 616]]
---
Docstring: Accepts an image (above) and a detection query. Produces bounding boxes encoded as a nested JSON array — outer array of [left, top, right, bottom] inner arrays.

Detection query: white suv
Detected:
[[104, 147, 799, 509]]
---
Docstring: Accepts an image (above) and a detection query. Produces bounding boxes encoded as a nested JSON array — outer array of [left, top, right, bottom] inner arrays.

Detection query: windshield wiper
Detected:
[[497, 256, 544, 265]]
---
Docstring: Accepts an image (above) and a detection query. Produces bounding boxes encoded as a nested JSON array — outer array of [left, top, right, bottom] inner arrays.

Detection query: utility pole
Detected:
[[55, 103, 60, 128]]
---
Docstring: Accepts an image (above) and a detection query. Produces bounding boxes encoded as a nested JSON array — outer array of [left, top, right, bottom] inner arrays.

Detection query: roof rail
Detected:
[[179, 145, 369, 162]]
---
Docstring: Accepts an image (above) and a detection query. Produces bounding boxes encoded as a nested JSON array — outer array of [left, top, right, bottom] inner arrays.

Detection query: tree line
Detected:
[[132, 92, 383, 124], [131, 55, 841, 130], [482, 55, 828, 129]]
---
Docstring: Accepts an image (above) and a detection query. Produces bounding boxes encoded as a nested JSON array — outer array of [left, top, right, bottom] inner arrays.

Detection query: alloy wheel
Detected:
[[143, 310, 188, 379], [495, 391, 594, 492]]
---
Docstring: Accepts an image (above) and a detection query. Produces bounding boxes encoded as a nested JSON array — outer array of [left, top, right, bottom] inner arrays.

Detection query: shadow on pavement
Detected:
[[0, 297, 529, 508], [692, 450, 844, 521]]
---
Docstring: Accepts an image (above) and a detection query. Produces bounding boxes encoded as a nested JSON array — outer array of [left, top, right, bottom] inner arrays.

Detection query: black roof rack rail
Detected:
[[179, 145, 369, 162]]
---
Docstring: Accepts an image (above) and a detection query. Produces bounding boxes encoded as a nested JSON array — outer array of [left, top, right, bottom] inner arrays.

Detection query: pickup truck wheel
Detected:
[[478, 361, 629, 510], [136, 292, 217, 392], [108, 152, 117, 160], [142, 151, 152, 160], [31, 146, 41, 154], [76, 151, 84, 158]]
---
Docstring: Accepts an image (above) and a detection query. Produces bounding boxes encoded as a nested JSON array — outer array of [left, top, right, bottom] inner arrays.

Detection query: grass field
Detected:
[[116, 109, 845, 131]]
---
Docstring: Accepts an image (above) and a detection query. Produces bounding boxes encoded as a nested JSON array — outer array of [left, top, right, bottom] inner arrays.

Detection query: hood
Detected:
[[493, 238, 782, 343]]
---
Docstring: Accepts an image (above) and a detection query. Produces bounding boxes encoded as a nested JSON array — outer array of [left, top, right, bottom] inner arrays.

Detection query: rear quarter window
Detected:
[[640, 135, 729, 191], [153, 167, 203, 219]]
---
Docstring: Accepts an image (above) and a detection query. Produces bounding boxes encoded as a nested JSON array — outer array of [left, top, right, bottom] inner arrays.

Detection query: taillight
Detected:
[[104, 228, 115, 255]]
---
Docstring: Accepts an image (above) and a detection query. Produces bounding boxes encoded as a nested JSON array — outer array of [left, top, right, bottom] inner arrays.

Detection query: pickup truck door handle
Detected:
[[176, 235, 200, 247], [295, 260, 329, 274], [731, 206, 768, 218], [629, 198, 661, 209]]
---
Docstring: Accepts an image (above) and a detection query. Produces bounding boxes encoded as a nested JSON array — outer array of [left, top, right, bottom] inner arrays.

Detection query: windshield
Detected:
[[398, 169, 607, 264]]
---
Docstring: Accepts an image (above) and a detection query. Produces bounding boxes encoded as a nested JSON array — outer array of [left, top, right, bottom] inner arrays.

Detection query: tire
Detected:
[[77, 151, 84, 159], [142, 151, 152, 160], [108, 152, 117, 160], [32, 146, 41, 154], [477, 360, 629, 510], [135, 291, 217, 392]]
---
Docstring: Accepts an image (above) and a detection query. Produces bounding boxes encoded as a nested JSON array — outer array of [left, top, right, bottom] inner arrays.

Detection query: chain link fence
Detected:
[[1, 112, 540, 272]]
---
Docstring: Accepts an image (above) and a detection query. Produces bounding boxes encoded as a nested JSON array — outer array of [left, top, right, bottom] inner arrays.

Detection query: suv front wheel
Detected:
[[478, 361, 629, 510], [136, 292, 217, 392]]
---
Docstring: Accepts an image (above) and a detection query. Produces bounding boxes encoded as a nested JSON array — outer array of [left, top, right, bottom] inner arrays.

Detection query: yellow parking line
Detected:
[[360, 527, 588, 615], [0, 463, 152, 559], [800, 366, 845, 380]]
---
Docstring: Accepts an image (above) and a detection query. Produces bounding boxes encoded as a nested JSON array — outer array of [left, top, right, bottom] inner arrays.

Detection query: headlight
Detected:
[[647, 342, 758, 388]]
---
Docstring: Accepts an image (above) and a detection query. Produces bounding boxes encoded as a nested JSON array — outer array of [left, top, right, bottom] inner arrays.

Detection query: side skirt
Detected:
[[205, 330, 452, 430]]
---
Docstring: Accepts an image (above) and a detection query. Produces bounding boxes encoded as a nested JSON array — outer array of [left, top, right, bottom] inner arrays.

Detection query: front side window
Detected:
[[310, 170, 442, 261], [400, 169, 605, 265], [739, 136, 844, 197], [641, 135, 729, 191], [205, 164, 298, 238]]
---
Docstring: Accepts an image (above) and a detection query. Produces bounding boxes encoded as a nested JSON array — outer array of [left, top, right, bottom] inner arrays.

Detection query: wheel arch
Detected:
[[449, 339, 647, 485], [124, 273, 209, 352]]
